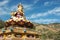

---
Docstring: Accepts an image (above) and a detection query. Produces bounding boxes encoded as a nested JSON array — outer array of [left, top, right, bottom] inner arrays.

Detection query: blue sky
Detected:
[[0, 0, 60, 24]]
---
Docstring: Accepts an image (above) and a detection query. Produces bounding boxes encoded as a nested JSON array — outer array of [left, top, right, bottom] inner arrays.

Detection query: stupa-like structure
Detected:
[[0, 4, 40, 40]]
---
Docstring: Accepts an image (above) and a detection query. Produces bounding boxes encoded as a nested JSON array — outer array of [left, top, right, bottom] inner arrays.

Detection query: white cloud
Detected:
[[44, 1, 54, 6], [27, 7, 60, 19], [0, 0, 9, 6], [44, 2, 50, 6], [33, 0, 40, 4], [23, 4, 33, 10], [30, 19, 59, 24], [44, 1, 60, 6]]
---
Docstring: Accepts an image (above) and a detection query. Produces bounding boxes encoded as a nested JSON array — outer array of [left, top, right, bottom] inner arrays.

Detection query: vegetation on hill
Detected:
[[0, 19, 5, 28]]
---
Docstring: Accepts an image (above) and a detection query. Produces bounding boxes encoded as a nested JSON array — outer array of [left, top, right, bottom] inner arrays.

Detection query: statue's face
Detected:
[[17, 12, 20, 15]]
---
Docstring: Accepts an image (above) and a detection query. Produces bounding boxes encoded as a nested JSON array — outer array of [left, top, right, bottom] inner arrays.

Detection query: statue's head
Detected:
[[18, 4, 23, 9]]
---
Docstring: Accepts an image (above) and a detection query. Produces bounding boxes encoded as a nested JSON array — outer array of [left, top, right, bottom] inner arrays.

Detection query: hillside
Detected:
[[33, 23, 60, 40]]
